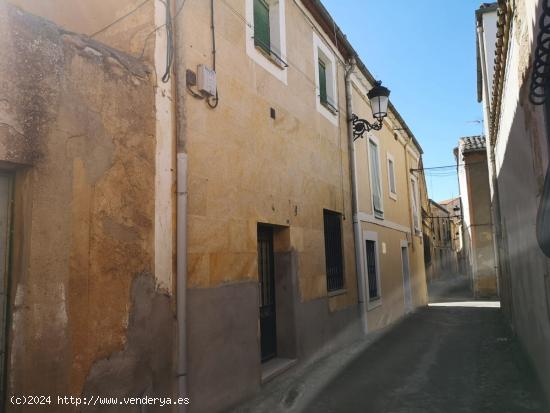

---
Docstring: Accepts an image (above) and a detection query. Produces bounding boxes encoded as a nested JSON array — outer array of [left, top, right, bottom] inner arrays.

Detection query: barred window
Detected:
[[323, 210, 344, 292]]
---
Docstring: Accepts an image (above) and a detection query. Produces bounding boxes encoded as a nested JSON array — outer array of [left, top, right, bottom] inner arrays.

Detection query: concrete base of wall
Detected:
[[186, 280, 362, 413]]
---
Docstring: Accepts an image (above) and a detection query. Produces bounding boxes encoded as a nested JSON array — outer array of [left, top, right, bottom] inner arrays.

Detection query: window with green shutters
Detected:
[[254, 0, 270, 54], [318, 59, 328, 104]]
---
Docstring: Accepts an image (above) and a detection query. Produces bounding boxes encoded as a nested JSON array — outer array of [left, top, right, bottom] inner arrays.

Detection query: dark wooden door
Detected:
[[257, 225, 276, 362]]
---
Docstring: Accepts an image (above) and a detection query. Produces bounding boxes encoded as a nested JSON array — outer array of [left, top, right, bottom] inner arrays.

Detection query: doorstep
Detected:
[[261, 357, 297, 384]]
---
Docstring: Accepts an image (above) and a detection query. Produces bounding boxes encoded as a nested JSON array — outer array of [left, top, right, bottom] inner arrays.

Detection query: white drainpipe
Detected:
[[344, 57, 368, 334]]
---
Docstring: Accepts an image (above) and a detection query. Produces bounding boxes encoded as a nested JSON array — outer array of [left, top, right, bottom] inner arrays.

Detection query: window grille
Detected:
[[323, 210, 344, 292], [365, 240, 379, 299]]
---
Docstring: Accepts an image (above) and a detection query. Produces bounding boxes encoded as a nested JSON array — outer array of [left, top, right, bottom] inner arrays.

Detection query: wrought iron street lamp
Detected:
[[351, 81, 390, 141]]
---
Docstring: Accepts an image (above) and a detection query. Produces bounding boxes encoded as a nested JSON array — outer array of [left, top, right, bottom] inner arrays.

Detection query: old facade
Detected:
[[439, 197, 463, 274], [455, 135, 498, 297], [0, 0, 428, 412], [475, 0, 550, 399], [429, 200, 456, 278], [0, 0, 177, 411], [351, 62, 428, 328]]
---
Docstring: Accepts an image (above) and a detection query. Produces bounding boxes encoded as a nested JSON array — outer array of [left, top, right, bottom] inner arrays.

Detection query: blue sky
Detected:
[[322, 0, 484, 202]]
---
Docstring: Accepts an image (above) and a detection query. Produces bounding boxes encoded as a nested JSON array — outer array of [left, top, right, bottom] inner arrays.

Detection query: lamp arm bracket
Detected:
[[350, 114, 383, 141]]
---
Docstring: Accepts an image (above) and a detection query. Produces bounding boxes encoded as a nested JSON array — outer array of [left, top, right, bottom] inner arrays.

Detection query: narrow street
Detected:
[[302, 275, 549, 413]]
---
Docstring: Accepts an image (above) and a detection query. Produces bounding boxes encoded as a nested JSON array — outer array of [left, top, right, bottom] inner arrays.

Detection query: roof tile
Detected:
[[459, 135, 486, 153]]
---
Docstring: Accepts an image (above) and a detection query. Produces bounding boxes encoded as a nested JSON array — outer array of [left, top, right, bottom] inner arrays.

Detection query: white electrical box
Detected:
[[197, 64, 217, 96]]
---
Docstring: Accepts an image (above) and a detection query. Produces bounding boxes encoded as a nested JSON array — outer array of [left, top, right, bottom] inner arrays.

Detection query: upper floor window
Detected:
[[253, 0, 271, 54], [369, 138, 384, 219], [387, 153, 397, 200], [246, 0, 287, 83], [313, 32, 338, 124], [410, 177, 420, 233], [318, 59, 328, 104]]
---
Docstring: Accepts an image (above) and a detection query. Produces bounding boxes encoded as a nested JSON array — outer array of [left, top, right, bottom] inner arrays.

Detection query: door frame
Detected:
[[257, 224, 277, 363], [0, 172, 13, 409]]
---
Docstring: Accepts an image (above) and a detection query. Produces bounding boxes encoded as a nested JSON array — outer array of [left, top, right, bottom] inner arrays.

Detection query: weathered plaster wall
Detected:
[[464, 152, 497, 297], [490, 0, 550, 399], [7, 0, 156, 58], [180, 0, 361, 411], [0, 4, 174, 410]]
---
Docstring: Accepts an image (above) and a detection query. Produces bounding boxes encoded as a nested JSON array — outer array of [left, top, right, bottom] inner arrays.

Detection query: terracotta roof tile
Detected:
[[459, 135, 486, 153]]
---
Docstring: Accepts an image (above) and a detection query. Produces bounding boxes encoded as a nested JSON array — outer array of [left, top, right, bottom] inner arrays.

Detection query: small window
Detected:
[[365, 240, 380, 300], [369, 140, 383, 218], [253, 0, 270, 54], [387, 155, 397, 198], [323, 210, 344, 292], [411, 177, 420, 232], [314, 32, 338, 119]]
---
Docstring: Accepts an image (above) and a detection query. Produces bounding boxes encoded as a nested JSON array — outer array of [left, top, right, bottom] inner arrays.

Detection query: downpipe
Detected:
[[176, 153, 188, 412], [344, 57, 368, 334], [172, 0, 188, 411]]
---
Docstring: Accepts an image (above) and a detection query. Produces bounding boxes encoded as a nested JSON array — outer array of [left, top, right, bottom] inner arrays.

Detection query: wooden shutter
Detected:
[[254, 0, 270, 53], [319, 59, 328, 104]]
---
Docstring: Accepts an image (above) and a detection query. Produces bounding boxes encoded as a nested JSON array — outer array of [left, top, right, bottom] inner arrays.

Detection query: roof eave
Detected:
[[302, 0, 423, 155]]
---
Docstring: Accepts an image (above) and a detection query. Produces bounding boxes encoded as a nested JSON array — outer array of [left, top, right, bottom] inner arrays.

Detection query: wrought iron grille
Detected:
[[323, 210, 344, 292], [365, 240, 379, 299]]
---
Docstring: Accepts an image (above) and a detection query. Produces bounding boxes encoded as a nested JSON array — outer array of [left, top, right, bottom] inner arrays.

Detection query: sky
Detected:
[[322, 0, 484, 202]]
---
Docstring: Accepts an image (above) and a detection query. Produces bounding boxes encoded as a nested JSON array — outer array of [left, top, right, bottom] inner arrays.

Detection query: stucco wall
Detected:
[[180, 1, 361, 411], [352, 77, 427, 331], [0, 4, 174, 410], [488, 0, 550, 399], [7, 0, 156, 59], [464, 152, 497, 297]]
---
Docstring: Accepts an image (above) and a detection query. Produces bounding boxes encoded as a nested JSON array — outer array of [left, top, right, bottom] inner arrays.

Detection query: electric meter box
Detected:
[[197, 64, 217, 96]]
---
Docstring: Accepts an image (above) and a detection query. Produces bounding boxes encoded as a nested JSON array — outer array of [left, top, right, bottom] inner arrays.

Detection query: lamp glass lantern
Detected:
[[367, 82, 390, 120]]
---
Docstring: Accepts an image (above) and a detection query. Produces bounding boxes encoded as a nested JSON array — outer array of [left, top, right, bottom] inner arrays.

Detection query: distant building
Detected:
[[429, 199, 456, 278], [439, 197, 465, 274], [455, 136, 498, 297]]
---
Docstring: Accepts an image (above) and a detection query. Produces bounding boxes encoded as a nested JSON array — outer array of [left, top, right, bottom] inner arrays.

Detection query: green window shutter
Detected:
[[319, 59, 327, 104], [254, 0, 270, 53]]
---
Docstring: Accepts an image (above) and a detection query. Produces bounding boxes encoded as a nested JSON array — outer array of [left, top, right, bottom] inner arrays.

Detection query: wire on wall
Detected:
[[161, 0, 174, 83], [90, 0, 151, 38], [207, 0, 219, 108]]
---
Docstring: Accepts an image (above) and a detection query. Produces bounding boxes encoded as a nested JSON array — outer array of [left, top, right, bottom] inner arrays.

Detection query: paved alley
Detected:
[[232, 275, 549, 413], [303, 275, 549, 413]]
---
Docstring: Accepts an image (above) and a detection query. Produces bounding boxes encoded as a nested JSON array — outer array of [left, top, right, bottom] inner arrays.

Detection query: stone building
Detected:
[[439, 197, 465, 274], [181, 1, 427, 410], [475, 0, 550, 400], [350, 50, 427, 327], [0, 0, 428, 412], [429, 199, 456, 278], [455, 136, 497, 297], [0, 1, 177, 410]]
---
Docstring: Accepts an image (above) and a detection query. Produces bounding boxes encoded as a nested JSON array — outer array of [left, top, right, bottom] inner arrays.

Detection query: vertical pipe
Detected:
[[172, 0, 188, 411], [176, 153, 187, 413], [344, 57, 368, 334]]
